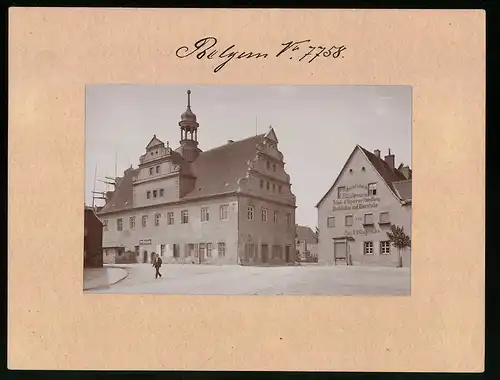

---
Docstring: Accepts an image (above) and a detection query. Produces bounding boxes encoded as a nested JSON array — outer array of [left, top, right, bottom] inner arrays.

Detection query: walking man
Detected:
[[152, 253, 163, 279]]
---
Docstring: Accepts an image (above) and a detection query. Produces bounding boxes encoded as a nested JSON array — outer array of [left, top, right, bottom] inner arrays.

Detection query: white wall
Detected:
[[100, 195, 239, 264], [317, 148, 412, 267]]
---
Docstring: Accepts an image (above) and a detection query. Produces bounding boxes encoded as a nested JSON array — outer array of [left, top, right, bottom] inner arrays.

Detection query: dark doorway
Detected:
[[285, 245, 291, 262], [261, 244, 269, 263], [143, 250, 148, 263]]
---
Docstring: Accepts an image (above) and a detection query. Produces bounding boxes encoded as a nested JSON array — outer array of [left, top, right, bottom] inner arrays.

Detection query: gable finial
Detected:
[[187, 89, 191, 108], [388, 148, 391, 155], [166, 141, 170, 148]]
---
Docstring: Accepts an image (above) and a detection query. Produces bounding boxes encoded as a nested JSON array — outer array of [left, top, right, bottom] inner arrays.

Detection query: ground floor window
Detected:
[[135, 245, 139, 257], [246, 243, 255, 259], [173, 244, 180, 258], [380, 241, 391, 255], [160, 244, 165, 256], [363, 241, 374, 255], [207, 243, 213, 257], [218, 242, 226, 258], [199, 243, 205, 257]]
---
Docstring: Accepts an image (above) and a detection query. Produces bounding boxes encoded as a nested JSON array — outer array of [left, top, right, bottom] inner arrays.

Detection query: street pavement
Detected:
[[84, 263, 411, 295]]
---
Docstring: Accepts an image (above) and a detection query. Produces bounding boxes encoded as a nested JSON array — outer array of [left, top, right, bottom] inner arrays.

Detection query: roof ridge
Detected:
[[200, 133, 265, 155]]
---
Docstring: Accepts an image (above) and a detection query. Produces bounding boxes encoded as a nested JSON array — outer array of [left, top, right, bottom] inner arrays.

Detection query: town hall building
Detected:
[[98, 90, 297, 265], [316, 145, 412, 267]]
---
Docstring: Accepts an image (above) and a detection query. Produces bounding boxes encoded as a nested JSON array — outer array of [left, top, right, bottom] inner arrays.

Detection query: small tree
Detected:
[[386, 224, 411, 268]]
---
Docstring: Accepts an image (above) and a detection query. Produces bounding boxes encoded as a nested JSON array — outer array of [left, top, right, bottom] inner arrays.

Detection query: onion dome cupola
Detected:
[[177, 90, 202, 163]]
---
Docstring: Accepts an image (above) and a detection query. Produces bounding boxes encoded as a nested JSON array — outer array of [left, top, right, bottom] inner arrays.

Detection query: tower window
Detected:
[[153, 190, 157, 198], [156, 165, 160, 174], [266, 161, 270, 169], [272, 183, 276, 192], [149, 167, 153, 175], [273, 164, 276, 172], [266, 182, 270, 190], [146, 191, 151, 199], [160, 189, 164, 197], [260, 179, 264, 189]]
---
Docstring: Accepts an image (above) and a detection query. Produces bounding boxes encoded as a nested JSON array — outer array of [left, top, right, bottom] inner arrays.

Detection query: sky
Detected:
[[86, 84, 412, 229]]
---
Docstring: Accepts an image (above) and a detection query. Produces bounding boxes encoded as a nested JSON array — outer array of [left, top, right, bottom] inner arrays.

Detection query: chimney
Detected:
[[384, 149, 395, 168], [227, 140, 234, 144], [400, 166, 411, 179], [374, 149, 381, 158]]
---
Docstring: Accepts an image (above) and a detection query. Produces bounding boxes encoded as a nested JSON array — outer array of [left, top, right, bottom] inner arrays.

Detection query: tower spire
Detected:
[[187, 89, 191, 108]]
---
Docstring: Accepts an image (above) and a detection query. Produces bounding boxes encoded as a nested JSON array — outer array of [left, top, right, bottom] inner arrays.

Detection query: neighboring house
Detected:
[[97, 90, 297, 265], [295, 225, 318, 262], [84, 206, 103, 268], [316, 146, 412, 267]]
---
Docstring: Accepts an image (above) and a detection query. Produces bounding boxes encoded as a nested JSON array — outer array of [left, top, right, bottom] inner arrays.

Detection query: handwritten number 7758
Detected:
[[276, 40, 346, 63]]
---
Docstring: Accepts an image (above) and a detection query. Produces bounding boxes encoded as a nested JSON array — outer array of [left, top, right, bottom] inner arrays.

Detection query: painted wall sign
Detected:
[[139, 239, 152, 245], [344, 228, 381, 236], [332, 196, 380, 211]]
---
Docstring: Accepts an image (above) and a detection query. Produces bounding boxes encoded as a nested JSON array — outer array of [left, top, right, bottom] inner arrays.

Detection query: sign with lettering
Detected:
[[345, 228, 381, 236], [333, 184, 380, 211], [139, 239, 152, 245]]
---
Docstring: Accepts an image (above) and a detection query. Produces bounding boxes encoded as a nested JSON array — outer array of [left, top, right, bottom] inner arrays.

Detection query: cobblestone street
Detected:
[[84, 264, 411, 295]]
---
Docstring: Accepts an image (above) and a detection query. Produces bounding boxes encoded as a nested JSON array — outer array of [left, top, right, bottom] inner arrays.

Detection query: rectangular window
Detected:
[[380, 241, 391, 255], [129, 216, 135, 229], [153, 190, 157, 198], [278, 185, 282, 193], [219, 204, 229, 220], [117, 218, 123, 231], [103, 220, 108, 231], [379, 212, 390, 224], [155, 213, 161, 226], [260, 179, 264, 189], [274, 211, 279, 223], [199, 243, 205, 258], [207, 243, 213, 257], [160, 244, 165, 256], [167, 212, 174, 225], [272, 164, 276, 172], [327, 216, 335, 228], [181, 210, 189, 224], [272, 183, 276, 192], [247, 206, 254, 220], [160, 189, 164, 197], [364, 213, 374, 225], [261, 208, 268, 223], [156, 165, 160, 174], [146, 191, 151, 199], [142, 215, 148, 228], [286, 213, 292, 226], [201, 207, 210, 222], [338, 186, 346, 198], [368, 183, 377, 196], [266, 181, 270, 190], [266, 161, 270, 169], [345, 215, 353, 226], [149, 167, 153, 175], [364, 241, 374, 255], [218, 242, 226, 258], [246, 243, 255, 259]]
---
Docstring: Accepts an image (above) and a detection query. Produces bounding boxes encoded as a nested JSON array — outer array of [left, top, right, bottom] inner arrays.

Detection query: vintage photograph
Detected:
[[84, 84, 412, 295]]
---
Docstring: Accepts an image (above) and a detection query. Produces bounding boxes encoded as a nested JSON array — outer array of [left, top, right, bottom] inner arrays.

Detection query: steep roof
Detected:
[[182, 134, 265, 200], [98, 134, 266, 214], [316, 144, 410, 207], [98, 168, 140, 214], [296, 225, 316, 243], [393, 179, 412, 202], [358, 146, 408, 194]]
